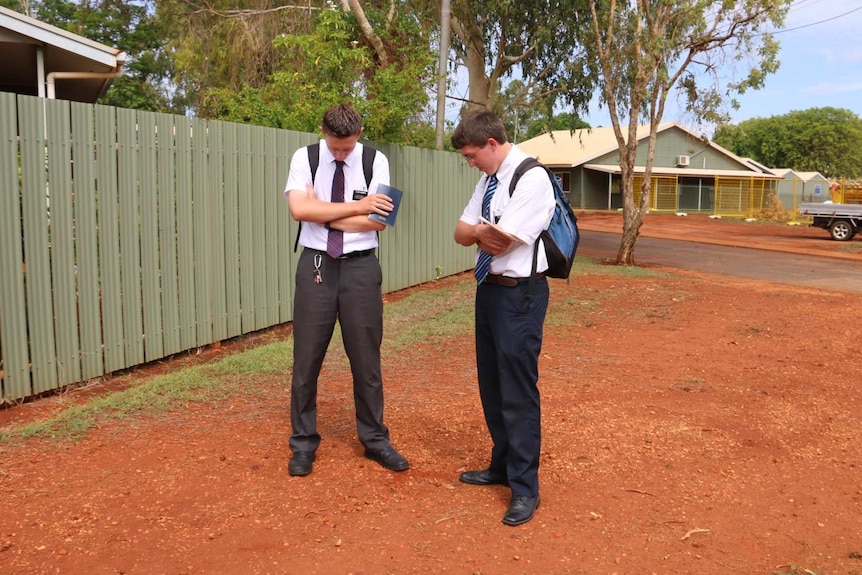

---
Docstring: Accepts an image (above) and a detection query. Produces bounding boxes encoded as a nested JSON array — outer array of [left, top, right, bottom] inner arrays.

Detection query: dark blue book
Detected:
[[368, 184, 403, 226]]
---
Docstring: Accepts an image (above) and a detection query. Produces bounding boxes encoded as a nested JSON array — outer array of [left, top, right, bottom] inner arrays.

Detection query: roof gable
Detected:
[[519, 121, 764, 174]]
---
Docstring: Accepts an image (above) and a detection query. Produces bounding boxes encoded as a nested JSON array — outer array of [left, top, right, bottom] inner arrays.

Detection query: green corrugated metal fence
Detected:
[[0, 93, 476, 401]]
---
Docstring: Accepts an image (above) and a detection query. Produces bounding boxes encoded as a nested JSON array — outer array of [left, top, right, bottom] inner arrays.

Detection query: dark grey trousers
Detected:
[[289, 248, 390, 453]]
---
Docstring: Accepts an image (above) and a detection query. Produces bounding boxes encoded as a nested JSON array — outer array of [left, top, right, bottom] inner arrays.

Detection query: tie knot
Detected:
[[335, 160, 345, 168]]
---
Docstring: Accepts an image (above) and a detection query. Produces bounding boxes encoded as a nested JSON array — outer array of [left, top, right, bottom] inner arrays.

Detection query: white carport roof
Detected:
[[0, 6, 126, 103]]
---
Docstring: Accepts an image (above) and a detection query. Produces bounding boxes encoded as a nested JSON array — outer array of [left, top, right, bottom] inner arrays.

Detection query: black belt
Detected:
[[306, 247, 376, 260], [484, 272, 546, 287], [334, 248, 376, 260]]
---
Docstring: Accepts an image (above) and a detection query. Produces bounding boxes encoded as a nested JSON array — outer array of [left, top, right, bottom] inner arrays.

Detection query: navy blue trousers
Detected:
[[474, 277, 548, 497]]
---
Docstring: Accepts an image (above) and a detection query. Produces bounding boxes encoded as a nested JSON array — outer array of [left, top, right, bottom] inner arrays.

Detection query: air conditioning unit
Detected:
[[676, 155, 690, 167]]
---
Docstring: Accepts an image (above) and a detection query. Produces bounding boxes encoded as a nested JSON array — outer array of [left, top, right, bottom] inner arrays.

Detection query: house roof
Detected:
[[0, 6, 126, 103], [519, 121, 770, 174], [518, 125, 656, 167], [767, 168, 828, 181], [794, 171, 827, 181]]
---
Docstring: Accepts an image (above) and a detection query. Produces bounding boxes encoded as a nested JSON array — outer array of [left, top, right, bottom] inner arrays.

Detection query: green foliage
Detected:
[[158, 0, 316, 115], [434, 0, 594, 120], [523, 112, 591, 140], [196, 4, 436, 143], [713, 107, 862, 178]]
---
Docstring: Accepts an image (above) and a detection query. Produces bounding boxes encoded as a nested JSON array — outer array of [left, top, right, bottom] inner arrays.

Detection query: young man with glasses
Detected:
[[452, 109, 555, 526]]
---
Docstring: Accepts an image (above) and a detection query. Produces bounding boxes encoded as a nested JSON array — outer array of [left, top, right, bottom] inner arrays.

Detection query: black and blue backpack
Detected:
[[509, 157, 580, 280]]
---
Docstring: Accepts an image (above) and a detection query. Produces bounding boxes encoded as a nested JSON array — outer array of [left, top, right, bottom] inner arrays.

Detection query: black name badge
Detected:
[[353, 190, 368, 200]]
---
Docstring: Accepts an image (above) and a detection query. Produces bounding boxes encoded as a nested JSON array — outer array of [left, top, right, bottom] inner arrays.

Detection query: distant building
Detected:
[[0, 6, 125, 103], [519, 123, 781, 216]]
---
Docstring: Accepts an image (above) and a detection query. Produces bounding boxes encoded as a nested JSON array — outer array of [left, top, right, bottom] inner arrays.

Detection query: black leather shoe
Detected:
[[502, 494, 540, 526], [288, 451, 315, 476], [459, 469, 509, 486], [363, 446, 410, 471]]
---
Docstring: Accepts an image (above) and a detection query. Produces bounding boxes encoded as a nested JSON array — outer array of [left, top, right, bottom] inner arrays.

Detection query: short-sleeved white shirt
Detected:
[[284, 141, 390, 252], [459, 145, 555, 277]]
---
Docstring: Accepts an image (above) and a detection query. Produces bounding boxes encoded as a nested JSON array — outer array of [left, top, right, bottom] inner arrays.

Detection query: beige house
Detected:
[[519, 123, 781, 217], [0, 6, 125, 103]]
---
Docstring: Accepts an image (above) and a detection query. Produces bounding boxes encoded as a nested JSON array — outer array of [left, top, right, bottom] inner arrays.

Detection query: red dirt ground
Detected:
[[2, 212, 861, 575]]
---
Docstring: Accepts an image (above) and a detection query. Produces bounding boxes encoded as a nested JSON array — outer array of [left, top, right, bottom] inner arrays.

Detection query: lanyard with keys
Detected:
[[313, 253, 323, 284]]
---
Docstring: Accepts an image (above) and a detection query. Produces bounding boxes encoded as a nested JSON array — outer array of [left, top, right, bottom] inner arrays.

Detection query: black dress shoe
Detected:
[[459, 469, 509, 486], [363, 446, 410, 471], [288, 451, 315, 476], [502, 494, 540, 526]]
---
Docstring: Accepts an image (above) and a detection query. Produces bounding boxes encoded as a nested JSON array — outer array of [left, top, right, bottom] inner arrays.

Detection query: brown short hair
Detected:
[[451, 109, 508, 149], [321, 103, 363, 137]]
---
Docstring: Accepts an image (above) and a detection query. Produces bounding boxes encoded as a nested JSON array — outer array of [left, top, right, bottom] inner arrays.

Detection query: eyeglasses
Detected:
[[461, 145, 487, 164]]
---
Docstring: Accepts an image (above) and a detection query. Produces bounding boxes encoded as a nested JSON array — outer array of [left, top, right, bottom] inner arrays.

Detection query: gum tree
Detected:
[[584, 0, 792, 265]]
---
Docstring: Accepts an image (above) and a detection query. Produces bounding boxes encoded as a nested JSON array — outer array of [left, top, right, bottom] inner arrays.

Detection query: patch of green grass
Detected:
[[573, 257, 669, 278], [838, 241, 862, 253], [7, 367, 219, 442], [384, 281, 474, 348], [214, 341, 292, 375]]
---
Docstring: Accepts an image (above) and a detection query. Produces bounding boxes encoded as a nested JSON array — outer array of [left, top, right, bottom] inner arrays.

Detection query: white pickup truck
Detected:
[[799, 202, 862, 241]]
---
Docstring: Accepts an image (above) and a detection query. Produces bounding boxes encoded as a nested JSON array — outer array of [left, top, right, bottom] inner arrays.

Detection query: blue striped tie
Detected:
[[474, 174, 498, 283]]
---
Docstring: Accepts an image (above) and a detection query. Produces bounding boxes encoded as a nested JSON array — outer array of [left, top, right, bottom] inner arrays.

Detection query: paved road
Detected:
[[578, 230, 862, 294]]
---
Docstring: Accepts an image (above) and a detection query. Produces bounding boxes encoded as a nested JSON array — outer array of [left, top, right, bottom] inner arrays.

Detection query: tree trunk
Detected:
[[616, 215, 643, 265]]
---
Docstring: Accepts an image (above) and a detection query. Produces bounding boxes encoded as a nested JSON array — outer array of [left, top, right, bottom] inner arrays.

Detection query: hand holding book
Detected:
[[478, 217, 524, 254], [368, 184, 403, 226]]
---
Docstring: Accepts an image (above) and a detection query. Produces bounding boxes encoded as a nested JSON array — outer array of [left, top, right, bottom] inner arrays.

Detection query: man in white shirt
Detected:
[[283, 103, 409, 477], [453, 109, 555, 526]]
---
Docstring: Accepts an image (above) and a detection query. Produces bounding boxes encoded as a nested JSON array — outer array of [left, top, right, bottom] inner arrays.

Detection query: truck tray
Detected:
[[799, 203, 862, 217]]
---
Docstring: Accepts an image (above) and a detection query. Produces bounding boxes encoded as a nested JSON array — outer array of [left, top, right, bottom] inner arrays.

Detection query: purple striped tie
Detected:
[[474, 174, 498, 283], [326, 160, 346, 258]]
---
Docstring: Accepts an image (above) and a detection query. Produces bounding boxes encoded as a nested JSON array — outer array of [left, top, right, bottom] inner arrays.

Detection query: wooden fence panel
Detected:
[[117, 108, 145, 367], [0, 93, 30, 399], [237, 127, 256, 334], [175, 118, 196, 351], [207, 121, 228, 342], [155, 113, 181, 357], [192, 117, 213, 347], [70, 103, 104, 381], [19, 97, 58, 393], [139, 111, 165, 362], [264, 127, 280, 328], [45, 98, 82, 386], [95, 104, 125, 373], [222, 122, 242, 339], [251, 127, 268, 330]]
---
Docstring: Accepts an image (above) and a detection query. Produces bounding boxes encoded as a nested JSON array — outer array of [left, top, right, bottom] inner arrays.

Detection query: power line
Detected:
[[773, 4, 862, 34]]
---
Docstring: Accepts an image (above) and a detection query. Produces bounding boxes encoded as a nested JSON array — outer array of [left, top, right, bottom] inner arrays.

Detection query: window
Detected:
[[552, 170, 571, 192]]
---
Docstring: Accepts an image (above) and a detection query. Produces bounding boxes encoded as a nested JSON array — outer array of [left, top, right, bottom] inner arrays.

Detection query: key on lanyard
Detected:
[[313, 253, 323, 284]]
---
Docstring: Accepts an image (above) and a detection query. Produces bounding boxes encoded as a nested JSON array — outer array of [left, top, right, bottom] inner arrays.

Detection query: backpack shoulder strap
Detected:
[[509, 156, 544, 196], [308, 142, 321, 184], [294, 143, 321, 252], [362, 145, 376, 189]]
